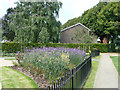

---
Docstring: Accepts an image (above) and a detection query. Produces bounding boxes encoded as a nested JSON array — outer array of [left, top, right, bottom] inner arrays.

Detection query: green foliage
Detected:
[[20, 47, 85, 82], [61, 17, 81, 29], [110, 56, 119, 74], [4, 57, 16, 60], [2, 53, 16, 57], [73, 28, 96, 43], [2, 0, 62, 43], [2, 42, 116, 53], [38, 27, 50, 43], [2, 42, 21, 53], [1, 8, 15, 41], [96, 2, 119, 43]]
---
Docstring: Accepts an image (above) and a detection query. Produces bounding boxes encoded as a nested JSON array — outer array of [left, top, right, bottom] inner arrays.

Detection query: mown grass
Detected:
[[92, 55, 101, 60], [4, 57, 16, 60], [110, 56, 119, 75], [0, 66, 39, 88], [2, 53, 16, 57]]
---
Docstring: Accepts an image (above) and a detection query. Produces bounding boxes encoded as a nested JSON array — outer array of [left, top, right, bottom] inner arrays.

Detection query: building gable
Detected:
[[60, 23, 91, 43]]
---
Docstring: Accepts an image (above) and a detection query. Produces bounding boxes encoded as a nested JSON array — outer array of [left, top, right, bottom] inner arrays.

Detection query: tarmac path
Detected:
[[94, 53, 118, 88]]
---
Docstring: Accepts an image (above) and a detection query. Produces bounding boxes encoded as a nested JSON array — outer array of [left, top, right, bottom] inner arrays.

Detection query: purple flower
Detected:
[[17, 51, 20, 54]]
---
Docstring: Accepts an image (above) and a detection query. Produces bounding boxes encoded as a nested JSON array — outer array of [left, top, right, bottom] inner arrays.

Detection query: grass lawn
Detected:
[[4, 57, 16, 60], [2, 53, 16, 57], [0, 66, 39, 88], [110, 56, 119, 75], [92, 55, 101, 59]]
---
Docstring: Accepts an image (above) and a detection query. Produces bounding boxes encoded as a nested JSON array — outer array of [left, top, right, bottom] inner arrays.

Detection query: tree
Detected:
[[2, 8, 15, 41], [61, 2, 107, 43], [80, 2, 108, 43], [61, 17, 80, 29], [0, 18, 2, 41], [7, 0, 62, 43], [38, 27, 50, 43], [97, 2, 119, 43], [73, 29, 96, 44]]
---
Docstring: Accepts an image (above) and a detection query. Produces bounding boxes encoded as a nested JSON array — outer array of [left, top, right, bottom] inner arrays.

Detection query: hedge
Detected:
[[1, 42, 116, 53]]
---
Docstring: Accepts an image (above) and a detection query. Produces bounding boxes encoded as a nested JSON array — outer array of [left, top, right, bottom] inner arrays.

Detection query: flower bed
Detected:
[[17, 47, 86, 83]]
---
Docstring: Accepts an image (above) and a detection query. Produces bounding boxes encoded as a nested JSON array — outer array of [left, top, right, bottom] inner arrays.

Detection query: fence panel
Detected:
[[46, 55, 92, 90]]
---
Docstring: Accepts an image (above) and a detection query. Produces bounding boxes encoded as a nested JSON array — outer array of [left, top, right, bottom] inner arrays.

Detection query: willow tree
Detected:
[[9, 0, 62, 43], [2, 8, 15, 41]]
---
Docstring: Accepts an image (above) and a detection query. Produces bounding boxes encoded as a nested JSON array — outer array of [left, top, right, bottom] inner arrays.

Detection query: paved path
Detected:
[[0, 58, 17, 90], [0, 58, 16, 67], [94, 53, 118, 88], [0, 82, 2, 90]]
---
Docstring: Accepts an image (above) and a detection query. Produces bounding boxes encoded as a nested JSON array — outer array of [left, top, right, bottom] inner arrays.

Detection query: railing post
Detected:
[[52, 82, 54, 90], [90, 53, 92, 68], [46, 86, 50, 90], [72, 68, 74, 90], [54, 83, 55, 90]]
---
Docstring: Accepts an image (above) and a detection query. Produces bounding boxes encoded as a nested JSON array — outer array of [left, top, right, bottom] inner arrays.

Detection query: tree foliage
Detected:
[[2, 8, 15, 41], [73, 29, 96, 44], [2, 0, 62, 43], [97, 2, 119, 43], [38, 27, 50, 43], [0, 18, 2, 41]]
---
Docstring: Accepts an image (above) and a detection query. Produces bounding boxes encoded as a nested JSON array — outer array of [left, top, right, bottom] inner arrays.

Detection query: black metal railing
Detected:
[[46, 55, 92, 90]]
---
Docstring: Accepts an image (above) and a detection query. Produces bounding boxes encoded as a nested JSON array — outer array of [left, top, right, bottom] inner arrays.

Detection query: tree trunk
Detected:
[[111, 36, 115, 43], [111, 38, 114, 43], [107, 38, 110, 43], [100, 37, 104, 43]]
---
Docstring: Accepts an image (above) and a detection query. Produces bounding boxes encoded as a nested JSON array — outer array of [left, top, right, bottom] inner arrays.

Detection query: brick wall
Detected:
[[60, 24, 89, 43]]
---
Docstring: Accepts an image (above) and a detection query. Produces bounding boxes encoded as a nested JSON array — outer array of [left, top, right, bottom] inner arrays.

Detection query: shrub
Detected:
[[2, 42, 21, 53], [20, 47, 86, 82], [2, 42, 116, 53]]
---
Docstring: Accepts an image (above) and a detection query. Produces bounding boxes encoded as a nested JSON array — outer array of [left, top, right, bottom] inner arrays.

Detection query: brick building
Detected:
[[60, 23, 97, 43]]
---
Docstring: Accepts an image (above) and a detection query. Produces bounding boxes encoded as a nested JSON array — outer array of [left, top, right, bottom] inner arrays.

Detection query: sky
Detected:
[[0, 0, 99, 24]]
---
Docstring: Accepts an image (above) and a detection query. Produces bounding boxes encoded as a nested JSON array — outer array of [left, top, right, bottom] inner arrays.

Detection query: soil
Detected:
[[10, 66, 51, 88]]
